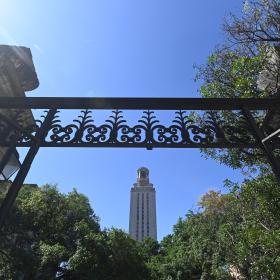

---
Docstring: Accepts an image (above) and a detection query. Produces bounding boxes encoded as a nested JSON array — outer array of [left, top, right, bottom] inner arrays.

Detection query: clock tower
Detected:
[[129, 167, 157, 241]]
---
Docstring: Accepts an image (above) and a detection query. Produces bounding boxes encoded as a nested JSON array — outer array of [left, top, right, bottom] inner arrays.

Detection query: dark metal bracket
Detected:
[[242, 108, 280, 182]]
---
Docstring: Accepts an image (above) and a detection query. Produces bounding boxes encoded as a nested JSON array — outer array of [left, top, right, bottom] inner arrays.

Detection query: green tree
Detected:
[[196, 0, 280, 173], [0, 183, 152, 280], [140, 237, 160, 261], [151, 174, 280, 280], [65, 231, 111, 279], [218, 174, 280, 279], [106, 229, 150, 280], [0, 183, 100, 279], [66, 228, 150, 280]]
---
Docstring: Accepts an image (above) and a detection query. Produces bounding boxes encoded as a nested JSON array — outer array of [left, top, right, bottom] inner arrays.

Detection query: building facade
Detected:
[[129, 167, 157, 241]]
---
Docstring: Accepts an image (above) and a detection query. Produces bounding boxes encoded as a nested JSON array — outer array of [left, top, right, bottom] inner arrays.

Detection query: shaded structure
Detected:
[[1, 45, 280, 230], [0, 45, 39, 180]]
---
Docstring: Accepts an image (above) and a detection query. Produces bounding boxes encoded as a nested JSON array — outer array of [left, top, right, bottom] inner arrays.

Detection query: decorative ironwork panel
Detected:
[[0, 108, 262, 148]]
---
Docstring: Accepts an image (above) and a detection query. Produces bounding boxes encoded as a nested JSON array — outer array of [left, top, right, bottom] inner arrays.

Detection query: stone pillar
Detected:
[[0, 45, 39, 127], [0, 45, 39, 175]]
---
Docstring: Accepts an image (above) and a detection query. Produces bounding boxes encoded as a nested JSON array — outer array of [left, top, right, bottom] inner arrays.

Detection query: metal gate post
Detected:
[[242, 108, 280, 183], [0, 109, 57, 230]]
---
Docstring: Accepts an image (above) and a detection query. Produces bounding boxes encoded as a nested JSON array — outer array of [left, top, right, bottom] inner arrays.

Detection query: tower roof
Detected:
[[136, 167, 151, 186], [137, 167, 149, 172]]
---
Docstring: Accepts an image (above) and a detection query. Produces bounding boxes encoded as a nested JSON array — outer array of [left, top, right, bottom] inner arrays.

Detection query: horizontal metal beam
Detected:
[[3, 142, 261, 149], [0, 97, 280, 110]]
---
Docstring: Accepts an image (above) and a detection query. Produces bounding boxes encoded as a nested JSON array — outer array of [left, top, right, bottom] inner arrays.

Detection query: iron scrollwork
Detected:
[[0, 108, 260, 148]]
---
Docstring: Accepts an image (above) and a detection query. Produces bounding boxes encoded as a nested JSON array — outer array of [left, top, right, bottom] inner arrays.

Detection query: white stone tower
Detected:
[[129, 167, 157, 241]]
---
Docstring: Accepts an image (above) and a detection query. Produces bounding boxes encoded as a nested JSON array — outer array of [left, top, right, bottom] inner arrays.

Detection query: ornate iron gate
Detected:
[[1, 96, 280, 229]]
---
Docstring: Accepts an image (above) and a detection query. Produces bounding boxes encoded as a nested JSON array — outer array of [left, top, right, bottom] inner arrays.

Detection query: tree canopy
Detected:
[[0, 183, 150, 279], [148, 174, 280, 279], [196, 0, 280, 174], [2, 173, 280, 279]]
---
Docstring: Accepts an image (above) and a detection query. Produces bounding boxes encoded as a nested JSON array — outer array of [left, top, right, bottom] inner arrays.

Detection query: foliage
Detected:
[[224, 0, 280, 47], [1, 172, 280, 279], [0, 184, 149, 280], [148, 174, 280, 280], [196, 0, 280, 173]]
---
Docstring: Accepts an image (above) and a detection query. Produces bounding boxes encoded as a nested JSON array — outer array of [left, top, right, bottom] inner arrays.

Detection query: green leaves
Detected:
[[147, 174, 280, 279], [0, 183, 151, 280], [0, 184, 100, 279], [1, 174, 280, 279], [195, 1, 280, 174]]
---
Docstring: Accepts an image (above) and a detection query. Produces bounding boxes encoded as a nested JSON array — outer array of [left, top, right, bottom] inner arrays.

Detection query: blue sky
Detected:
[[1, 0, 245, 240]]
